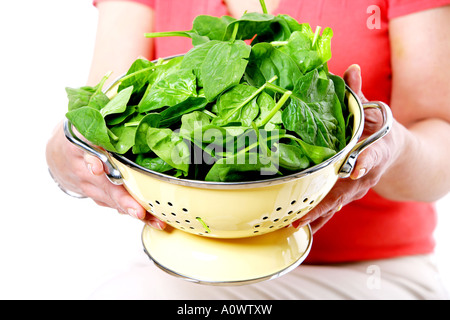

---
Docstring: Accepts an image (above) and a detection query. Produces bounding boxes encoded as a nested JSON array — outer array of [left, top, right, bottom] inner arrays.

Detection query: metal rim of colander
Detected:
[[104, 55, 364, 190]]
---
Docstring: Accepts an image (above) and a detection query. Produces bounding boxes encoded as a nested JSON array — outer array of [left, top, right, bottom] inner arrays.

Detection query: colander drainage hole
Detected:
[[155, 200, 160, 205], [276, 207, 282, 211], [291, 200, 297, 205]]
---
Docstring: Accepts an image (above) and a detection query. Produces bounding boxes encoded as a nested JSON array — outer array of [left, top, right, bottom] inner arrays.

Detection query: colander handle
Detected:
[[338, 101, 393, 178], [63, 119, 123, 185]]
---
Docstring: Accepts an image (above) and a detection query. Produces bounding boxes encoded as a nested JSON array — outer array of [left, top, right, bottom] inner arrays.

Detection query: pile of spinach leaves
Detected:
[[66, 0, 350, 182]]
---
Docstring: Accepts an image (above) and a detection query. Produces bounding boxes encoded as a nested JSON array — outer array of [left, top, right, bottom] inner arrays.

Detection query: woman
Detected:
[[46, 0, 450, 299]]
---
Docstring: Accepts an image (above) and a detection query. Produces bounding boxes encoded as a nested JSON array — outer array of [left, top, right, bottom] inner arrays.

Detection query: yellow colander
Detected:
[[64, 77, 392, 285]]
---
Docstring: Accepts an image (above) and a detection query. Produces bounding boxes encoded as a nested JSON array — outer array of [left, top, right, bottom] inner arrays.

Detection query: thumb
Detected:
[[343, 64, 368, 103], [84, 153, 104, 176]]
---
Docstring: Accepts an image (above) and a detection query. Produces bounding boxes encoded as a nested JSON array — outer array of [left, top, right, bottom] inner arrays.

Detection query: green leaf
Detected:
[[275, 143, 310, 171], [118, 58, 155, 95], [180, 40, 221, 87], [100, 86, 133, 118], [132, 113, 162, 154], [159, 97, 208, 128], [205, 152, 278, 182], [135, 154, 174, 173], [146, 128, 190, 175], [278, 27, 333, 74], [66, 107, 117, 152], [109, 114, 144, 154], [201, 40, 251, 101], [246, 42, 302, 91], [138, 69, 197, 113], [212, 84, 259, 127]]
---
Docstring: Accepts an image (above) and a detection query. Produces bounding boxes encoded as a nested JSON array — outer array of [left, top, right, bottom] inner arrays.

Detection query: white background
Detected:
[[0, 0, 449, 299]]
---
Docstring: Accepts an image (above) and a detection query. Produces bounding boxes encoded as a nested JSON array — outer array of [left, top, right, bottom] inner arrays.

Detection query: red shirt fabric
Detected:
[[93, 0, 450, 263]]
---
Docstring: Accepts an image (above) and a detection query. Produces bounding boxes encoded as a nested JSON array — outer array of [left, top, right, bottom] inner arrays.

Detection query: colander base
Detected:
[[141, 224, 312, 286]]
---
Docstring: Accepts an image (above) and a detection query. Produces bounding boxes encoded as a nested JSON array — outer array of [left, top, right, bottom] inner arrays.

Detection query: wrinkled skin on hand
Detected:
[[46, 122, 167, 230]]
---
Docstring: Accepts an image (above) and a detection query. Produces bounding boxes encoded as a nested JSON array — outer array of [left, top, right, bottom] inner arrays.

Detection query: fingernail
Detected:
[[355, 168, 367, 180], [351, 64, 361, 73], [294, 219, 311, 229], [127, 208, 141, 220], [87, 163, 94, 175], [147, 220, 165, 230]]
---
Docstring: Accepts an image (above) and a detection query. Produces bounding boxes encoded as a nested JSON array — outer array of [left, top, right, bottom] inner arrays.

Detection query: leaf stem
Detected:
[[270, 41, 288, 47], [222, 76, 278, 123], [145, 31, 191, 38], [107, 128, 119, 142], [118, 67, 154, 84], [259, 0, 268, 14], [230, 21, 240, 43], [312, 26, 322, 48], [256, 90, 292, 127], [196, 217, 211, 233]]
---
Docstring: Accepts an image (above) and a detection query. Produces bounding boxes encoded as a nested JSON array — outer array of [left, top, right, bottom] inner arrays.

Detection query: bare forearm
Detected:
[[87, 1, 154, 86], [374, 118, 450, 202]]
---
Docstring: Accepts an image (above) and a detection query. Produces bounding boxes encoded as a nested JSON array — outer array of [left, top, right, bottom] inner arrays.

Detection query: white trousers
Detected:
[[90, 254, 448, 300]]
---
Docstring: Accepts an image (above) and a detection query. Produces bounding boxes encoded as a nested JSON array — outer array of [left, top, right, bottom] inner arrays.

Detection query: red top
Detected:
[[94, 0, 450, 263]]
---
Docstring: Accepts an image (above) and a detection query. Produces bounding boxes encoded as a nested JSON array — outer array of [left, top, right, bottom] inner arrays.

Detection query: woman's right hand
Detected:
[[46, 121, 166, 230]]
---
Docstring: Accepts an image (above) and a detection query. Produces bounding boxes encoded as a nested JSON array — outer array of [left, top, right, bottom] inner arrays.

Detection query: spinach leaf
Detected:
[[179, 111, 212, 139], [205, 152, 278, 182], [245, 42, 302, 91], [224, 12, 277, 41], [180, 40, 221, 87], [201, 40, 251, 101], [276, 143, 310, 171], [100, 86, 133, 118], [66, 74, 110, 111], [132, 113, 162, 154], [212, 84, 259, 127], [118, 58, 155, 96], [66, 106, 117, 152], [145, 15, 233, 46], [146, 127, 190, 175], [254, 91, 280, 127], [278, 27, 333, 74], [282, 95, 344, 152], [135, 154, 174, 173], [159, 97, 208, 128], [109, 114, 144, 154], [138, 69, 197, 113]]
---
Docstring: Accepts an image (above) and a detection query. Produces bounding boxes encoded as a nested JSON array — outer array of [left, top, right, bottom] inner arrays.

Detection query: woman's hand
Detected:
[[46, 121, 166, 230], [293, 64, 398, 233]]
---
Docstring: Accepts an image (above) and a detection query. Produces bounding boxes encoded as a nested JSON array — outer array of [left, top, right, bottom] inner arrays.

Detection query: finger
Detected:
[[343, 64, 368, 103], [349, 147, 380, 180], [143, 213, 167, 230], [83, 153, 104, 176]]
